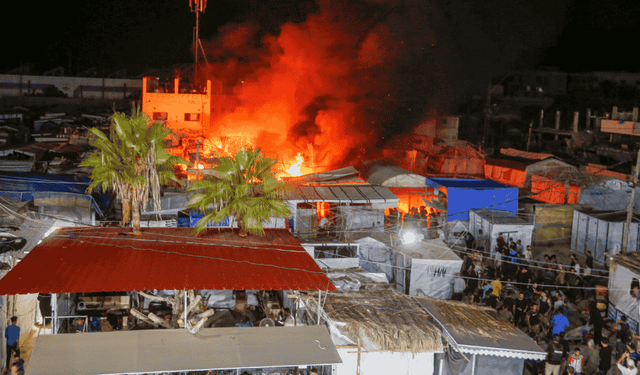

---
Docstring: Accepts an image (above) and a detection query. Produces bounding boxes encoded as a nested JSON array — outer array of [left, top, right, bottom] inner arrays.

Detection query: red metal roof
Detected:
[[0, 227, 336, 295]]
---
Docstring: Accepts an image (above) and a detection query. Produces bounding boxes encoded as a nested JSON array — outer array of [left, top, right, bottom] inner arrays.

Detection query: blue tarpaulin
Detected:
[[0, 172, 110, 216], [425, 178, 518, 221]]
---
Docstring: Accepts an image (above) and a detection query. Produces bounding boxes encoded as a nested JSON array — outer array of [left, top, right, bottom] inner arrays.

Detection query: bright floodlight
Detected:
[[402, 231, 417, 244]]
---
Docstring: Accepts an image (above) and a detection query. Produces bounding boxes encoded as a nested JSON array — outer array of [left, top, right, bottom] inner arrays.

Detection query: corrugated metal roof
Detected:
[[0, 227, 336, 294], [470, 209, 530, 225], [426, 178, 509, 189], [27, 326, 341, 375], [289, 166, 363, 184], [364, 165, 427, 187], [414, 296, 546, 360], [285, 184, 399, 205]]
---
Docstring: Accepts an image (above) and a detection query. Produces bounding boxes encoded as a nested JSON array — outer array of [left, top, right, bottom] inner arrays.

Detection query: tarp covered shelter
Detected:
[[579, 178, 640, 214], [468, 209, 533, 255], [608, 252, 640, 335], [391, 239, 463, 299], [415, 296, 546, 375], [571, 210, 640, 264], [425, 178, 518, 221], [484, 153, 576, 188], [361, 164, 441, 216], [0, 172, 109, 217], [27, 326, 341, 375]]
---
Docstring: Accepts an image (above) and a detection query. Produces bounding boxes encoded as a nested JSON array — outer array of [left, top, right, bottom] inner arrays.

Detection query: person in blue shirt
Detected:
[[550, 309, 570, 338], [4, 316, 20, 371]]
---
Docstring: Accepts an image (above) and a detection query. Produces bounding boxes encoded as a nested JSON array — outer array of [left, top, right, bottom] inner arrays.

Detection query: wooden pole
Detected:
[[184, 290, 188, 329], [538, 109, 544, 146], [622, 149, 640, 253], [554, 111, 561, 141]]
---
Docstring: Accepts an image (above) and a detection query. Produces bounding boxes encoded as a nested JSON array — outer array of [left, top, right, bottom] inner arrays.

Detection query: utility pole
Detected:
[[622, 149, 640, 253]]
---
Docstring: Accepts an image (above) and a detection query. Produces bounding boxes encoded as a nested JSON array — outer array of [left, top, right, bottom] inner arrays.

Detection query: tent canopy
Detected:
[[27, 326, 341, 375]]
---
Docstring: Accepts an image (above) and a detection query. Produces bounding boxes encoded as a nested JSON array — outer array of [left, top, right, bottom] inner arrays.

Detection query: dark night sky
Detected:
[[4, 0, 639, 75], [2, 0, 639, 127]]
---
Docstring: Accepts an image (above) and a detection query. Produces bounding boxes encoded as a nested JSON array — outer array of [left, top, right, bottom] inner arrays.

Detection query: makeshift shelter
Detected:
[[382, 134, 486, 178], [425, 178, 518, 222], [27, 326, 341, 375], [302, 288, 443, 375], [353, 233, 395, 281], [571, 210, 640, 264], [521, 203, 586, 244], [0, 172, 109, 223], [364, 165, 433, 210], [579, 178, 640, 214], [301, 241, 361, 270], [529, 169, 603, 205], [391, 239, 463, 299], [468, 209, 534, 255], [415, 296, 546, 375], [608, 252, 640, 335], [0, 227, 341, 374], [484, 153, 576, 188]]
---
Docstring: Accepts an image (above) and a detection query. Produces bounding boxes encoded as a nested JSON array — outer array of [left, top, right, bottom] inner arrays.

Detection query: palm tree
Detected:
[[80, 106, 186, 234], [187, 147, 291, 236]]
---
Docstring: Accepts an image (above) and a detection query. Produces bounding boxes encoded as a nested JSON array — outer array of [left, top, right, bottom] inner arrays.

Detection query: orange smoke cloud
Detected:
[[198, 2, 404, 172]]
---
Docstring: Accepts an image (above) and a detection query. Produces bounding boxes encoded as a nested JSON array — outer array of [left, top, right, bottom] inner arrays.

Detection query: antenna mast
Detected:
[[190, 0, 207, 82]]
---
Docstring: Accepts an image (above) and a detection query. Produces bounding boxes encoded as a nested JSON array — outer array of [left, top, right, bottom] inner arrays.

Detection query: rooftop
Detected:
[[0, 227, 337, 295]]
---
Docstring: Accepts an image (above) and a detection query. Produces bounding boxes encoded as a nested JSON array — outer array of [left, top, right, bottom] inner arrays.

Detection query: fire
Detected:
[[286, 153, 304, 176]]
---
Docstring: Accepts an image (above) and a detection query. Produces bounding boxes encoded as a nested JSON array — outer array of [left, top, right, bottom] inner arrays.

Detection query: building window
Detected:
[[631, 278, 640, 299], [152, 112, 168, 121], [184, 113, 200, 121]]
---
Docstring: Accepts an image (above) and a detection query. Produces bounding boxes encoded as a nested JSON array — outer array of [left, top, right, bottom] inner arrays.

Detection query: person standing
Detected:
[[524, 245, 533, 261], [546, 335, 565, 375], [4, 316, 20, 372], [617, 351, 638, 375], [584, 339, 600, 375], [514, 292, 530, 328], [550, 309, 570, 338], [590, 302, 605, 345], [568, 347, 584, 375], [452, 273, 466, 301], [599, 339, 613, 375]]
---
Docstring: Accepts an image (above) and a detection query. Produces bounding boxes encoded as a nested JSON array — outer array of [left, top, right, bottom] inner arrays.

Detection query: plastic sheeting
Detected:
[[608, 262, 640, 325], [393, 239, 463, 299]]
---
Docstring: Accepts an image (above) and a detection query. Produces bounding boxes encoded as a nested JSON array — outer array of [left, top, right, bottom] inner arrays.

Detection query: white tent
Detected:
[[468, 209, 533, 255], [609, 252, 640, 334], [392, 239, 463, 299]]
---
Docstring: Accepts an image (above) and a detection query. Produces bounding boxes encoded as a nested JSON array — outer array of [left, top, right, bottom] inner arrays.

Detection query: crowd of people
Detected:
[[448, 230, 640, 375]]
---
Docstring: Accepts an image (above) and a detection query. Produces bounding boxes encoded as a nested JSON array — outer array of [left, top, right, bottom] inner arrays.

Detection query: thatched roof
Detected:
[[302, 289, 442, 353], [415, 297, 546, 360]]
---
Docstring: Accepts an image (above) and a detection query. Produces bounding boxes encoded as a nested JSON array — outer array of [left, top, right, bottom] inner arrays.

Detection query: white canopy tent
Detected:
[[392, 239, 463, 299]]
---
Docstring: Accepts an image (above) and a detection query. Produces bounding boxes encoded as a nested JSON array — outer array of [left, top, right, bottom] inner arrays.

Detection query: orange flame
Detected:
[[286, 153, 304, 176]]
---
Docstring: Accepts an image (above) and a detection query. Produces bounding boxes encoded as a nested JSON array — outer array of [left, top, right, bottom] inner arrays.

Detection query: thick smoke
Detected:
[[199, 0, 568, 169]]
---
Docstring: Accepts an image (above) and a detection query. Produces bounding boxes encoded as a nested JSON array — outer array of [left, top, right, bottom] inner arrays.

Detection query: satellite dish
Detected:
[[259, 318, 275, 327]]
